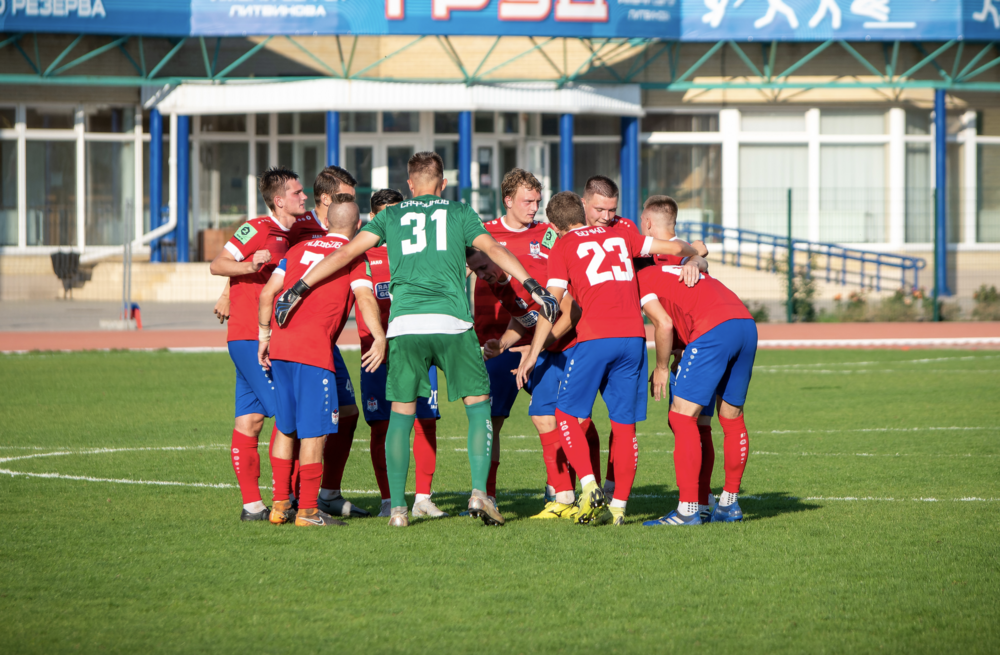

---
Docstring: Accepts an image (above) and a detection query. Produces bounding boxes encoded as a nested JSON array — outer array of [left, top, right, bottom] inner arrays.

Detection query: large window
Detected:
[[819, 145, 886, 243], [905, 144, 932, 243], [0, 140, 16, 246], [86, 142, 136, 246], [26, 140, 76, 246], [198, 142, 249, 229], [738, 145, 808, 237], [641, 144, 721, 224], [574, 143, 620, 197], [979, 144, 1000, 242]]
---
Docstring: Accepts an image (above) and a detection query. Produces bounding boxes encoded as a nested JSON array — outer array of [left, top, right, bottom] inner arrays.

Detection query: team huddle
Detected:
[[211, 151, 758, 528]]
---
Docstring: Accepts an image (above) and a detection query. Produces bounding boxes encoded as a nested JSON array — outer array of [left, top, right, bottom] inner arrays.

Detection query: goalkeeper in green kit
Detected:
[[274, 152, 559, 527]]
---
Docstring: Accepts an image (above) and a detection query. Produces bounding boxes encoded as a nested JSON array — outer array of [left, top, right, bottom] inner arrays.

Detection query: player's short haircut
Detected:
[[583, 175, 619, 200], [313, 169, 342, 206], [323, 165, 357, 188], [643, 194, 679, 228], [546, 191, 586, 231], [501, 168, 542, 205], [371, 188, 405, 214], [327, 200, 360, 231], [259, 166, 299, 213], [408, 151, 444, 184]]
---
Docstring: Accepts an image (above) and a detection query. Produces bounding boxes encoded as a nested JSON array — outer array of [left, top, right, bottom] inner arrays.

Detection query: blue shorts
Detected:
[[526, 347, 569, 417], [332, 346, 356, 407], [229, 340, 277, 419], [360, 363, 440, 423], [556, 337, 648, 425], [272, 360, 340, 440], [670, 371, 715, 417], [486, 349, 522, 418], [673, 319, 758, 409]]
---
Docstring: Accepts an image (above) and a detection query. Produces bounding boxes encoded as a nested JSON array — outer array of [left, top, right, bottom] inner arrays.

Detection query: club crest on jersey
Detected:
[[515, 311, 539, 328], [366, 396, 378, 412], [375, 282, 390, 300], [529, 240, 541, 256], [332, 409, 340, 425], [515, 297, 528, 310]]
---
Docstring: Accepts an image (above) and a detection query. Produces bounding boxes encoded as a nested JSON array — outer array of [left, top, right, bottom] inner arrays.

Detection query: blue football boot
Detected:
[[642, 510, 703, 527], [711, 500, 743, 523]]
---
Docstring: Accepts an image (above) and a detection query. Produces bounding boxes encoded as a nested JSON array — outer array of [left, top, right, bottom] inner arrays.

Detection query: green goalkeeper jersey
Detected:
[[362, 195, 489, 338]]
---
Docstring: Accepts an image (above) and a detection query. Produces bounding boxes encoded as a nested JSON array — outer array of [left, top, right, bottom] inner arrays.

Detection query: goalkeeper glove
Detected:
[[522, 277, 560, 324], [274, 278, 311, 327]]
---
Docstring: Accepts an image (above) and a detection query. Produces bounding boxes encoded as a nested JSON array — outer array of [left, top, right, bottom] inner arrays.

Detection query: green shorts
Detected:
[[387, 330, 490, 403]]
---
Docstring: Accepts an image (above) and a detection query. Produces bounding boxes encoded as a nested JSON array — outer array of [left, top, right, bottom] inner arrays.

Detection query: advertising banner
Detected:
[[0, 0, 996, 41]]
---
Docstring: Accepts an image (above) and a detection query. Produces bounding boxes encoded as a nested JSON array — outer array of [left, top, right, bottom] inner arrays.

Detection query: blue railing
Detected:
[[675, 222, 927, 292]]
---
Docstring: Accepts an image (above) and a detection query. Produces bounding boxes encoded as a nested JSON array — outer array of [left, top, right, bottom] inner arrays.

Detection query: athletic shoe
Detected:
[[699, 493, 717, 523], [240, 507, 270, 522], [468, 489, 505, 526], [711, 500, 743, 523], [294, 508, 347, 527], [530, 501, 579, 520], [269, 499, 296, 525], [318, 495, 372, 518], [574, 482, 609, 525], [544, 486, 556, 503], [642, 510, 703, 526], [388, 506, 409, 527], [602, 480, 616, 498], [411, 499, 449, 518], [377, 500, 392, 518], [605, 506, 625, 526]]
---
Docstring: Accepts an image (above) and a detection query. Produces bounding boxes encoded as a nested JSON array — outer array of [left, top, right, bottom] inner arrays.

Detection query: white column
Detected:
[[247, 113, 256, 219], [888, 107, 906, 247], [169, 113, 178, 234], [16, 104, 26, 248], [75, 106, 86, 250], [268, 113, 278, 168], [806, 108, 821, 242], [962, 110, 978, 244], [133, 105, 144, 245], [720, 108, 740, 230]]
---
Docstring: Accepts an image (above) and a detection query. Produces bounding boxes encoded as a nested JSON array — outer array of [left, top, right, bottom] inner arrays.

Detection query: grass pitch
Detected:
[[0, 348, 998, 654]]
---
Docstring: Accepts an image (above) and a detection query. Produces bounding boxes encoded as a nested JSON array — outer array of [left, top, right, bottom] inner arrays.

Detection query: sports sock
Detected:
[[290, 438, 301, 502], [540, 429, 573, 493], [669, 411, 701, 504], [297, 462, 322, 511], [464, 400, 493, 493], [677, 501, 699, 516], [270, 452, 294, 502], [554, 409, 594, 482], [415, 493, 431, 504], [413, 418, 438, 495], [719, 490, 739, 507], [486, 428, 500, 497], [368, 420, 390, 500], [698, 424, 715, 506], [230, 430, 262, 505], [610, 498, 627, 509], [580, 418, 602, 485], [318, 488, 341, 501], [609, 421, 638, 504], [604, 426, 615, 486], [322, 412, 358, 491], [719, 415, 750, 495], [386, 411, 415, 508]]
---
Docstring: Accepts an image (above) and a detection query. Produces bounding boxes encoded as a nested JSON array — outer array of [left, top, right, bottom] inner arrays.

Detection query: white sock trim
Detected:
[[720, 491, 738, 507], [555, 491, 575, 504], [610, 498, 627, 509], [580, 474, 597, 488], [415, 493, 431, 504], [678, 501, 699, 516], [244, 501, 266, 513]]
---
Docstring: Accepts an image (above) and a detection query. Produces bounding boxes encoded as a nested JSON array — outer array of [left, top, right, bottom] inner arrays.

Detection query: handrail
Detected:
[[676, 222, 927, 292]]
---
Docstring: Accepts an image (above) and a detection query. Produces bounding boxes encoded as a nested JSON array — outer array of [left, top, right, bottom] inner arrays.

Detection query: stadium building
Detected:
[[0, 0, 997, 307]]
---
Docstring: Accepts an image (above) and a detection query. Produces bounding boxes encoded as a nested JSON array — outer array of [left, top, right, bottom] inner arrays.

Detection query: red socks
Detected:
[[230, 431, 261, 504], [297, 463, 322, 510], [413, 418, 438, 495], [669, 411, 701, 503], [369, 420, 390, 499], [555, 409, 594, 480], [270, 452, 294, 502], [609, 421, 637, 503], [580, 418, 602, 486], [322, 412, 358, 490], [719, 415, 749, 494], [698, 424, 715, 505], [540, 429, 573, 493], [605, 427, 616, 485]]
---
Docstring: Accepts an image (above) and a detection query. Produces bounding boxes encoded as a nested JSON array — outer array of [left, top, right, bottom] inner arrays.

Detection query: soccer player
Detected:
[[353, 188, 446, 519], [472, 168, 553, 507], [634, 196, 757, 526], [515, 191, 699, 525], [257, 200, 376, 527], [273, 151, 558, 527], [209, 167, 314, 522]]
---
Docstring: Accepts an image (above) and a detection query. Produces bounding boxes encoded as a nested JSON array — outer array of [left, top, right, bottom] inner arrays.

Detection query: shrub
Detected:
[[972, 285, 1000, 321], [786, 259, 817, 323], [744, 301, 770, 323], [874, 287, 925, 322]]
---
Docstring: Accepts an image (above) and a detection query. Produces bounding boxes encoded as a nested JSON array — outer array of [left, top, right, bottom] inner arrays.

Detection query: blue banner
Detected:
[[0, 0, 997, 41]]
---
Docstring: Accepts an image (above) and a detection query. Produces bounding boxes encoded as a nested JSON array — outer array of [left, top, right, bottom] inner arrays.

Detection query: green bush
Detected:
[[972, 284, 1000, 321], [744, 301, 770, 323], [786, 259, 817, 323], [874, 288, 926, 322]]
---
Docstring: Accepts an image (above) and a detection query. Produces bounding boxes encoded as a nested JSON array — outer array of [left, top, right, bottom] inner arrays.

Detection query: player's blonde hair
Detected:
[[643, 195, 679, 229], [501, 168, 542, 207], [546, 191, 586, 231]]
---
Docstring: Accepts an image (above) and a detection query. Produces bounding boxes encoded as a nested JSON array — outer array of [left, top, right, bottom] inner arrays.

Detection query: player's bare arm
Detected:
[[470, 232, 559, 323], [214, 279, 231, 324], [484, 317, 526, 360], [515, 285, 565, 388], [647, 237, 700, 260], [273, 231, 381, 327], [352, 286, 386, 373], [641, 298, 674, 402], [210, 247, 272, 277], [256, 272, 283, 368]]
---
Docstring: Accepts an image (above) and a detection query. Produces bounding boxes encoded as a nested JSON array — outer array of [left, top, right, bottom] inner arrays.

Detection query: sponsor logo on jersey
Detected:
[[529, 240, 541, 256], [368, 259, 383, 266], [306, 239, 344, 249], [375, 281, 391, 300], [234, 223, 258, 245], [367, 396, 378, 412], [515, 297, 528, 310], [515, 311, 540, 328], [541, 228, 558, 248]]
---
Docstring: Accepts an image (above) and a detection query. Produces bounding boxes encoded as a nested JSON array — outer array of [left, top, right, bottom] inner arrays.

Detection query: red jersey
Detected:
[[224, 216, 294, 342], [636, 256, 752, 345], [350, 246, 391, 355], [269, 234, 357, 371], [546, 225, 652, 343], [607, 215, 638, 232], [473, 217, 555, 346]]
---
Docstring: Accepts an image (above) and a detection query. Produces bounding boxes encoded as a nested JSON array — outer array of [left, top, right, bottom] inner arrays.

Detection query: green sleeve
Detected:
[[461, 203, 489, 246], [361, 209, 387, 247]]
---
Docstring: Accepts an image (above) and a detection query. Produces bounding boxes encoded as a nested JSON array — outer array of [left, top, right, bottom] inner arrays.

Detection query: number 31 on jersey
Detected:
[[401, 210, 448, 254]]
